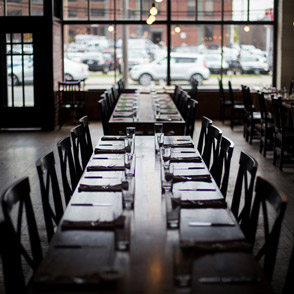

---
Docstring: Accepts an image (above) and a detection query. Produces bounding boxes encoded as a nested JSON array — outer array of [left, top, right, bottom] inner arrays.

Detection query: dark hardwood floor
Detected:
[[0, 121, 293, 294]]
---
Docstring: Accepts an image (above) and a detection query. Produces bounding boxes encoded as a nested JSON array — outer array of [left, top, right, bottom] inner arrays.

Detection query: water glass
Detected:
[[124, 153, 136, 178], [122, 177, 135, 210], [154, 123, 163, 153], [162, 165, 174, 192], [162, 147, 171, 170], [124, 137, 132, 153], [126, 127, 136, 138]]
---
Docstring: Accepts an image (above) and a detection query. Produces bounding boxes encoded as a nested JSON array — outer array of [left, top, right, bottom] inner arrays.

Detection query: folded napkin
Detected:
[[171, 198, 227, 209], [164, 142, 194, 148], [113, 113, 134, 118], [61, 215, 125, 231], [160, 110, 178, 115], [170, 156, 201, 162], [114, 109, 133, 113], [95, 148, 126, 154], [87, 164, 125, 171], [78, 183, 123, 192], [101, 136, 125, 141], [180, 240, 252, 252], [172, 174, 211, 183], [156, 117, 182, 122]]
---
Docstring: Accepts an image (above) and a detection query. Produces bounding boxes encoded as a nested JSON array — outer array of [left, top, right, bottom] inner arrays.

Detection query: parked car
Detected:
[[8, 58, 89, 85], [130, 53, 210, 86], [64, 58, 89, 81], [81, 52, 109, 73], [239, 55, 269, 74], [118, 50, 151, 73], [204, 54, 229, 74]]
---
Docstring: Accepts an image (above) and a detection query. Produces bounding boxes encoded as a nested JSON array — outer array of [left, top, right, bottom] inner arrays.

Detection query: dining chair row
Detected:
[[197, 115, 288, 283], [172, 85, 198, 138], [0, 115, 94, 293]]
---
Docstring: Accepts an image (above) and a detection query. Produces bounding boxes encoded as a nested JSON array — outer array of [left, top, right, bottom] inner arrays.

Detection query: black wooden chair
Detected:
[[58, 80, 84, 128], [242, 85, 261, 144], [230, 151, 258, 238], [79, 115, 93, 162], [197, 116, 213, 157], [179, 91, 190, 119], [212, 136, 234, 198], [202, 124, 222, 170], [98, 95, 111, 135], [190, 76, 198, 100], [71, 124, 89, 179], [283, 236, 294, 294], [218, 79, 231, 123], [271, 96, 294, 170], [36, 152, 64, 243], [57, 136, 78, 205], [257, 91, 274, 157], [172, 85, 181, 104], [247, 176, 287, 281], [0, 177, 43, 294], [184, 98, 198, 138], [289, 79, 294, 95], [228, 80, 244, 129]]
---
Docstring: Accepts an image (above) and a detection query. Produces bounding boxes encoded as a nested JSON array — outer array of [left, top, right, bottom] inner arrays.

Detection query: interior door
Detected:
[[0, 32, 40, 129]]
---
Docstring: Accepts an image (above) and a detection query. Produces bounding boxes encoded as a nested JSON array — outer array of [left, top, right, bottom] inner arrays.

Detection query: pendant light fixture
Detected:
[[175, 25, 181, 33], [108, 25, 114, 32], [150, 3, 158, 16]]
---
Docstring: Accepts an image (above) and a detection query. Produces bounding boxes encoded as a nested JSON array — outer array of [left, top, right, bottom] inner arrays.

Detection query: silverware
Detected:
[[84, 176, 121, 179], [71, 203, 112, 206], [178, 188, 216, 191], [189, 222, 235, 227]]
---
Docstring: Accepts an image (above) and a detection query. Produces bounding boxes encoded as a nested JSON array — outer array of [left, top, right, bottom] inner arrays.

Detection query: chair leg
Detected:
[[273, 138, 277, 166], [280, 143, 284, 171]]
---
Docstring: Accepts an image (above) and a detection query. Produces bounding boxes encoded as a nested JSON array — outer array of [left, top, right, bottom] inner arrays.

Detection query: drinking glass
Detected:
[[122, 177, 135, 210], [126, 127, 136, 138], [124, 153, 136, 178], [162, 147, 171, 170], [124, 137, 132, 153], [162, 165, 174, 192], [154, 123, 163, 153]]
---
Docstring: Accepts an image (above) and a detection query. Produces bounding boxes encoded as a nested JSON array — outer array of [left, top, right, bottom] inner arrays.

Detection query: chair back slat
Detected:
[[79, 115, 93, 161], [0, 177, 43, 293], [184, 98, 198, 138], [213, 136, 234, 198], [36, 152, 64, 242], [197, 116, 213, 156], [203, 124, 222, 170], [248, 176, 287, 281], [57, 136, 78, 205]]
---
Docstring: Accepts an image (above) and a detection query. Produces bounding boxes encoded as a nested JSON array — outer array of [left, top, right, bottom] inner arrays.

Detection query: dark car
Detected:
[[81, 52, 109, 73]]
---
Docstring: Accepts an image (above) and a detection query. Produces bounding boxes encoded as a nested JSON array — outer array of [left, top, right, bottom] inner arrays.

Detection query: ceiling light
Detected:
[[150, 3, 158, 16], [244, 25, 250, 32], [155, 0, 163, 2], [175, 25, 181, 33], [146, 14, 156, 25], [108, 25, 114, 32]]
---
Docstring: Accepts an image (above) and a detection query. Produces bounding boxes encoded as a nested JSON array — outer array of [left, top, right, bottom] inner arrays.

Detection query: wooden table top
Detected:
[[30, 136, 273, 294], [108, 93, 185, 135]]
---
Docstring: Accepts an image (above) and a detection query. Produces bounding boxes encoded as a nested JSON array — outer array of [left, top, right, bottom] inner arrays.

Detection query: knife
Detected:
[[189, 222, 235, 227], [71, 203, 112, 207], [178, 188, 216, 191]]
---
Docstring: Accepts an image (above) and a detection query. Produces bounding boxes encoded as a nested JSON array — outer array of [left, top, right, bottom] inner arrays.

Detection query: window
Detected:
[[1, 0, 44, 16], [2, 33, 35, 107], [62, 0, 276, 89]]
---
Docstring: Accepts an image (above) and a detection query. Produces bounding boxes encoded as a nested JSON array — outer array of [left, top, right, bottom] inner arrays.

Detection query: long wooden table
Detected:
[[30, 136, 273, 294], [108, 92, 186, 135]]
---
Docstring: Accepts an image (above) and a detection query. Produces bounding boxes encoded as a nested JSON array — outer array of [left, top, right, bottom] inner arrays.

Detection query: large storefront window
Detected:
[[62, 0, 276, 89]]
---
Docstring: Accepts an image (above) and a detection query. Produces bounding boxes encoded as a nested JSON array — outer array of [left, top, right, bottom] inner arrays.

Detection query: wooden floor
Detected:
[[0, 120, 293, 294]]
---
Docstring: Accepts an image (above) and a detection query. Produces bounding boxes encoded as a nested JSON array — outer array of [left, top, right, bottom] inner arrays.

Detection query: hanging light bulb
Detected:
[[155, 0, 163, 2], [146, 14, 156, 25], [150, 3, 158, 16], [108, 25, 114, 32], [175, 25, 181, 33], [244, 25, 250, 32]]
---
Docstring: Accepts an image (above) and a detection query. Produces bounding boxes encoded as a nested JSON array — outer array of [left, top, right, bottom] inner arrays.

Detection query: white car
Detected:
[[64, 58, 89, 81], [204, 54, 229, 74], [8, 58, 89, 85], [130, 53, 210, 86], [239, 55, 269, 74]]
